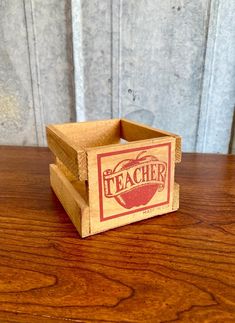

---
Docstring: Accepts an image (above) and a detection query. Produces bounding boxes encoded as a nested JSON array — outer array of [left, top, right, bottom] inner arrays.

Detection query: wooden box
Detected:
[[46, 119, 181, 237]]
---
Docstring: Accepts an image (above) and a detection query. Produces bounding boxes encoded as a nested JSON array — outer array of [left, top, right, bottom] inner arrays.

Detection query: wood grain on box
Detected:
[[46, 119, 181, 237]]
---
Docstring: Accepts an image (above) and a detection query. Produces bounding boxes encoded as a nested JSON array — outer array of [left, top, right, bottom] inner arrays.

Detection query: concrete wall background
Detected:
[[0, 0, 75, 146], [0, 0, 235, 153], [73, 0, 235, 153]]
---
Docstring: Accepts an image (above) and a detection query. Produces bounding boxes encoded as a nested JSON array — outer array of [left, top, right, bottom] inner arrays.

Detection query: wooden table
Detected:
[[0, 147, 234, 322]]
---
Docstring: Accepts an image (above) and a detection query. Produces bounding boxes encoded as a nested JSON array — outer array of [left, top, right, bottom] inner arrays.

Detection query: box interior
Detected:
[[53, 119, 169, 151]]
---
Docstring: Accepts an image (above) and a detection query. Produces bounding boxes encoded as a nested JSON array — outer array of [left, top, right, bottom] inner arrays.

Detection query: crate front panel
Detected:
[[88, 137, 176, 234]]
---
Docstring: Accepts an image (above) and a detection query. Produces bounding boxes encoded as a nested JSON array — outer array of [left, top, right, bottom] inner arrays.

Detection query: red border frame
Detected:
[[97, 142, 171, 222]]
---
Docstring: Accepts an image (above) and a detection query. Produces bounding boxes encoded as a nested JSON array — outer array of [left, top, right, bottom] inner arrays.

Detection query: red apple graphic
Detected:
[[111, 151, 165, 209]]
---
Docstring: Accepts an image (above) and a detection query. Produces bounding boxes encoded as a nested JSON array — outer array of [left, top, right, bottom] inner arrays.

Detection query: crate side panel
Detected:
[[87, 137, 176, 235], [50, 164, 89, 237], [56, 158, 89, 204], [56, 157, 78, 181], [47, 127, 79, 176]]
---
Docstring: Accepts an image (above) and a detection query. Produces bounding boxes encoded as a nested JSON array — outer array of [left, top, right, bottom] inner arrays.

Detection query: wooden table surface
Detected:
[[0, 147, 235, 322]]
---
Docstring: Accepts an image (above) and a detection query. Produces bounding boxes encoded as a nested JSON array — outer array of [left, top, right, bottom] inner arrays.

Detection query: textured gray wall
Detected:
[[0, 0, 75, 146], [0, 0, 234, 152], [73, 0, 235, 153], [196, 0, 235, 153]]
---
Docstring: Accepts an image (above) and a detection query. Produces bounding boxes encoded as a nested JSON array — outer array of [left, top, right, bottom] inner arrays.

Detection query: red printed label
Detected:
[[97, 142, 172, 221]]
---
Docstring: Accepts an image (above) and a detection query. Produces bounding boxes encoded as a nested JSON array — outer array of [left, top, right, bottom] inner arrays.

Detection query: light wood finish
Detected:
[[56, 157, 78, 182], [120, 119, 182, 163], [87, 137, 176, 236], [46, 119, 121, 181], [47, 119, 181, 237], [46, 125, 86, 181], [50, 164, 90, 237], [54, 119, 121, 149], [0, 146, 235, 322], [46, 118, 181, 181], [50, 161, 179, 238], [173, 182, 179, 210]]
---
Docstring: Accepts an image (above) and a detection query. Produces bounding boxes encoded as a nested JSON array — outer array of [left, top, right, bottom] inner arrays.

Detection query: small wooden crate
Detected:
[[46, 119, 181, 237]]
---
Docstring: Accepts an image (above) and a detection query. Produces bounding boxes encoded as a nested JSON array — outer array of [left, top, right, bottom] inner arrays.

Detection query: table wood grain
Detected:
[[0, 146, 234, 322]]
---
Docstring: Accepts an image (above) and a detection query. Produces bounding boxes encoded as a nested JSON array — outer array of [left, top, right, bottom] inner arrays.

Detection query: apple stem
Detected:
[[136, 151, 147, 159]]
